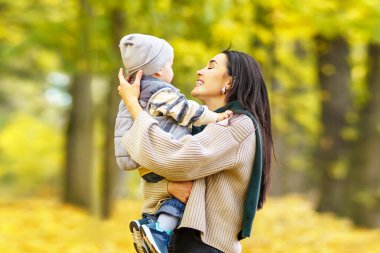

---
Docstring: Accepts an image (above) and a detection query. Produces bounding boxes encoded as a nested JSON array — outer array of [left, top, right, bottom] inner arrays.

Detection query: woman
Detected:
[[118, 50, 273, 253]]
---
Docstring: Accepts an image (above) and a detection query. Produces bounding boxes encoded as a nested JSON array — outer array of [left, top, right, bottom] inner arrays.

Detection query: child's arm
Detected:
[[148, 88, 231, 126]]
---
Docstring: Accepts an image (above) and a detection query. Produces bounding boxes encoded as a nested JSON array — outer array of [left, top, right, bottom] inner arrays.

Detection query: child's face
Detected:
[[159, 57, 174, 83]]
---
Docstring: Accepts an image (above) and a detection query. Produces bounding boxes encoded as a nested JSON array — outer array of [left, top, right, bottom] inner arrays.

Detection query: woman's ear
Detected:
[[225, 76, 233, 90]]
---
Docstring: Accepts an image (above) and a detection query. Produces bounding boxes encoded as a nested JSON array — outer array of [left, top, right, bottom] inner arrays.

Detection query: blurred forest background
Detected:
[[1, 0, 380, 252]]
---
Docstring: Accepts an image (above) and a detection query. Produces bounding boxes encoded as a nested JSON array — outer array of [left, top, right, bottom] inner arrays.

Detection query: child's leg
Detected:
[[155, 198, 185, 232], [140, 198, 185, 253], [157, 212, 179, 232], [130, 215, 156, 253]]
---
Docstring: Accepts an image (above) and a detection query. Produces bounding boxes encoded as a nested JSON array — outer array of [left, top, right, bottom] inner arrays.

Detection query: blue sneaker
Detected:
[[140, 222, 172, 253], [130, 218, 154, 253]]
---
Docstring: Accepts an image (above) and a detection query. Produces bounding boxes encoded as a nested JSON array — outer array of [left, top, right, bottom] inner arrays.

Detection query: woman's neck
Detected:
[[203, 97, 227, 111]]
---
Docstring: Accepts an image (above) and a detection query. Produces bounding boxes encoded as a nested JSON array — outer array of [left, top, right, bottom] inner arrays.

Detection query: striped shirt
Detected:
[[148, 88, 218, 126], [122, 111, 256, 253]]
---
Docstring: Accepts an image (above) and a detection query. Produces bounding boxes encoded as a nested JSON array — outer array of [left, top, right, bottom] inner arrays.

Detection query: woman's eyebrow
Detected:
[[208, 60, 218, 65]]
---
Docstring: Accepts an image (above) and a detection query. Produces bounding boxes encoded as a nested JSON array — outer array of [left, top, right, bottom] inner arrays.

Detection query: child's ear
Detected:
[[153, 70, 163, 77]]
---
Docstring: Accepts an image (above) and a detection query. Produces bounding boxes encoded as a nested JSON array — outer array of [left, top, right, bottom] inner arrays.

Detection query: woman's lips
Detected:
[[196, 80, 204, 87]]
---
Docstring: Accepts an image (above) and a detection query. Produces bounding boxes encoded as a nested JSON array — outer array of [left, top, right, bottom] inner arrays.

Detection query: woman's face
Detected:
[[191, 53, 232, 102]]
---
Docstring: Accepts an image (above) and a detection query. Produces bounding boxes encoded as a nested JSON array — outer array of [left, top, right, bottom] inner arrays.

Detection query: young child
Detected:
[[114, 33, 231, 253]]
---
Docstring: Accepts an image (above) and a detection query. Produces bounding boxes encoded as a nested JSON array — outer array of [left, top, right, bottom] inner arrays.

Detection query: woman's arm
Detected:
[[121, 111, 247, 181]]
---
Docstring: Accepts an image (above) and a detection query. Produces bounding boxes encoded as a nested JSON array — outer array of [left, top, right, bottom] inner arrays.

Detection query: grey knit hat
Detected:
[[119, 33, 174, 76]]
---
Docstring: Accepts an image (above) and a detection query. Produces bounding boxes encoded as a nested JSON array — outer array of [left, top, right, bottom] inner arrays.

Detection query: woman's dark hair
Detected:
[[223, 50, 273, 209]]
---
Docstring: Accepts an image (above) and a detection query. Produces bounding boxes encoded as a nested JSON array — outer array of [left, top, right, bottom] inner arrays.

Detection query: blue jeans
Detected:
[[143, 198, 186, 223], [156, 198, 185, 218]]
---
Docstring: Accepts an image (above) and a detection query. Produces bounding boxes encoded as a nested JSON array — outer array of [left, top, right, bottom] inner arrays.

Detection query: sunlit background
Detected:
[[1, 0, 380, 252]]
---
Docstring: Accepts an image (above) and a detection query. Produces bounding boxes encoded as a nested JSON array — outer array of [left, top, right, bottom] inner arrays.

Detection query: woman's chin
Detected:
[[191, 87, 200, 98]]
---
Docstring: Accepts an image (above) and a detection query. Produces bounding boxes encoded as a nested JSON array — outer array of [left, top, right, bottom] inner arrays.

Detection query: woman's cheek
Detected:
[[191, 86, 201, 97]]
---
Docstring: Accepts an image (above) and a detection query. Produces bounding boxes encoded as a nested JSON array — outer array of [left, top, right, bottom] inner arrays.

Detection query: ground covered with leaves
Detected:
[[0, 195, 379, 253]]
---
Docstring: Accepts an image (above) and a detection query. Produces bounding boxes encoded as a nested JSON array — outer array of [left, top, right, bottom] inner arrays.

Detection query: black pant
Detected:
[[168, 228, 223, 253]]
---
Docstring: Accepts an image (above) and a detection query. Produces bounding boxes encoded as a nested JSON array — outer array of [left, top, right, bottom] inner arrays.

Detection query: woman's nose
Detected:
[[197, 69, 203, 75]]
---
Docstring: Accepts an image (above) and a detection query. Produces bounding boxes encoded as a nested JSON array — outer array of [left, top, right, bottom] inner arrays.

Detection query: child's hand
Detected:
[[216, 110, 233, 122]]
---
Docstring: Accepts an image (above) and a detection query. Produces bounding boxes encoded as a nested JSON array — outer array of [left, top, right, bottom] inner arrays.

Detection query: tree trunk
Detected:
[[64, 73, 93, 210], [100, 75, 122, 218], [63, 0, 94, 212], [251, 3, 313, 196], [315, 35, 352, 214], [99, 8, 126, 218], [346, 43, 380, 227]]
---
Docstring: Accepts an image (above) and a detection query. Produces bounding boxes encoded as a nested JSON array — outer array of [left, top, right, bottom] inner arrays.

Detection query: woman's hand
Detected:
[[118, 68, 142, 106], [118, 68, 143, 120], [168, 181, 193, 204]]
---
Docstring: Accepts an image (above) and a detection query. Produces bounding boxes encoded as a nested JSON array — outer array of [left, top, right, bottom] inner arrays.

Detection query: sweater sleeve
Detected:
[[148, 89, 218, 127], [121, 111, 249, 181]]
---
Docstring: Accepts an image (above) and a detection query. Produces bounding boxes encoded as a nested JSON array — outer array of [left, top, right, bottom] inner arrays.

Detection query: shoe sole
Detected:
[[140, 225, 162, 253], [130, 220, 151, 253]]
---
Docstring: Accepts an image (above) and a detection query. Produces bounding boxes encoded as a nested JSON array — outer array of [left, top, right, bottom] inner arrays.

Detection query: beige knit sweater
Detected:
[[122, 111, 256, 253]]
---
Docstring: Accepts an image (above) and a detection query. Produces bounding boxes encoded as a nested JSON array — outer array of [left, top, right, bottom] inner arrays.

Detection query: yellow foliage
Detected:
[[0, 195, 379, 253], [0, 113, 63, 192], [243, 195, 380, 253]]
